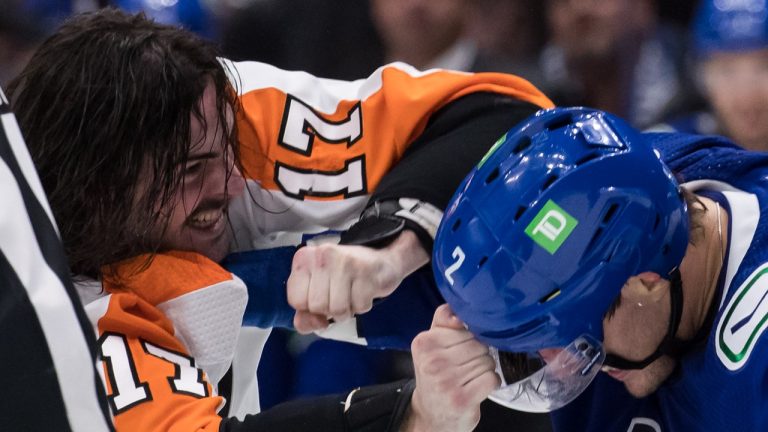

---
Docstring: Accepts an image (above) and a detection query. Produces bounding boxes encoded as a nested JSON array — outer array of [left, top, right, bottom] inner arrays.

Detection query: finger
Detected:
[[411, 326, 478, 355], [457, 353, 498, 387], [328, 265, 353, 321], [306, 250, 331, 316], [462, 369, 502, 407], [350, 278, 374, 315], [441, 339, 491, 367], [293, 310, 329, 334], [431, 304, 465, 330], [287, 249, 312, 311]]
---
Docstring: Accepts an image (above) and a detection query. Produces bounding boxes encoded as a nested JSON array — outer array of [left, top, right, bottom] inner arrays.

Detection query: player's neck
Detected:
[[677, 196, 728, 340]]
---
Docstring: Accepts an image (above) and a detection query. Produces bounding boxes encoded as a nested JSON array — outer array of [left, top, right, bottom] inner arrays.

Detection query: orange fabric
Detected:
[[97, 253, 232, 432], [237, 66, 553, 198], [103, 251, 233, 305]]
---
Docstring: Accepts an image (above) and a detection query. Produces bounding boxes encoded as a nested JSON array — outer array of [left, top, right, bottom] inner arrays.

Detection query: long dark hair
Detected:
[[9, 8, 240, 278]]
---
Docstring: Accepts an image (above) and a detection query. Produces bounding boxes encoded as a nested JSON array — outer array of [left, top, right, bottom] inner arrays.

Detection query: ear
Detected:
[[621, 271, 668, 303]]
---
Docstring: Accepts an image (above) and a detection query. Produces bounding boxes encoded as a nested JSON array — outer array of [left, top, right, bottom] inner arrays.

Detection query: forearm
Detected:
[[381, 229, 430, 278]]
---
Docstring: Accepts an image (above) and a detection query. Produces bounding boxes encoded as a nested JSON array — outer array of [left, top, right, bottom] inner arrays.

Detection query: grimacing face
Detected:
[[147, 81, 245, 263], [701, 48, 768, 152]]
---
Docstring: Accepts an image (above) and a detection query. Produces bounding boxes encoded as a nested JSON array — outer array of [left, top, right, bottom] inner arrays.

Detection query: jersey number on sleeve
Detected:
[[99, 333, 209, 414], [276, 95, 367, 199]]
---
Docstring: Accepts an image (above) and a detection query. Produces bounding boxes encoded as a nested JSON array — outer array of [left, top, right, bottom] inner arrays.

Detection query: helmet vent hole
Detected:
[[586, 227, 604, 251], [477, 256, 488, 268], [485, 167, 500, 184], [602, 204, 619, 224], [544, 113, 573, 131], [539, 289, 561, 304], [662, 244, 670, 256], [653, 214, 661, 232], [512, 136, 532, 154], [514, 205, 527, 221], [452, 219, 462, 232], [542, 175, 558, 191], [575, 152, 600, 167]]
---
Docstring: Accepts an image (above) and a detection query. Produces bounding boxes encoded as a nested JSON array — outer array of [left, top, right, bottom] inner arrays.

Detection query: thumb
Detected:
[[431, 303, 466, 330]]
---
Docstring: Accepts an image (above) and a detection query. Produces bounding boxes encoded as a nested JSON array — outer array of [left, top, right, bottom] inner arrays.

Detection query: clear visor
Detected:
[[488, 334, 605, 413]]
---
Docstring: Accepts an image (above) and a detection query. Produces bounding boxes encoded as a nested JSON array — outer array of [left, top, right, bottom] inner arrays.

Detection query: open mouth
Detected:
[[186, 202, 228, 231]]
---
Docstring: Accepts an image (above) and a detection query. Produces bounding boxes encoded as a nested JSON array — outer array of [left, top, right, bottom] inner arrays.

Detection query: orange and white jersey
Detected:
[[76, 251, 249, 432], [225, 60, 554, 251]]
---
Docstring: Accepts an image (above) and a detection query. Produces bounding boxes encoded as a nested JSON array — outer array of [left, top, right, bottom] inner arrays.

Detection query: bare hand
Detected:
[[287, 231, 428, 333], [403, 304, 500, 432]]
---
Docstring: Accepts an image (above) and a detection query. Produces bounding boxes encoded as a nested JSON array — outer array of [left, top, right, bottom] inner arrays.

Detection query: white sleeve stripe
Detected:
[[1, 113, 58, 234], [0, 150, 112, 431]]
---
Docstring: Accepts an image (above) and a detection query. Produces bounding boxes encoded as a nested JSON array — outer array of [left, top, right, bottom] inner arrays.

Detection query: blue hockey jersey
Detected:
[[552, 133, 768, 431]]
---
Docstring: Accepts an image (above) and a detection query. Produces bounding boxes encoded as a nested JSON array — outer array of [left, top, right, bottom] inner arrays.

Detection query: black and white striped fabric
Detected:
[[0, 87, 113, 431]]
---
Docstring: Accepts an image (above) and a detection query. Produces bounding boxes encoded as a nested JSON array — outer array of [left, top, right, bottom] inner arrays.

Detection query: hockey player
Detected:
[[8, 8, 552, 431], [658, 0, 768, 151], [431, 106, 768, 430]]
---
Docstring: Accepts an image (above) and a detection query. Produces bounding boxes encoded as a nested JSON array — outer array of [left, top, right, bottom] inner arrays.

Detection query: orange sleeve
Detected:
[[98, 294, 223, 432], [96, 252, 243, 432], [235, 63, 553, 200]]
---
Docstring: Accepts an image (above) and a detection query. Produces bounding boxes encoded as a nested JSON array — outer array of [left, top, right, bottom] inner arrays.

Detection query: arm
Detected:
[[288, 93, 543, 331]]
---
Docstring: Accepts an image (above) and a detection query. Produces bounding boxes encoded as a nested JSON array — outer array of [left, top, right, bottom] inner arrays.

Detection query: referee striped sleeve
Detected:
[[0, 86, 113, 431]]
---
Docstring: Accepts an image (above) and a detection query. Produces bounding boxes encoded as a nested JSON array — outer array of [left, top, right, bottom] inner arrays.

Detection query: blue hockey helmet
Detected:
[[116, 0, 213, 37], [432, 107, 689, 353], [693, 0, 768, 56]]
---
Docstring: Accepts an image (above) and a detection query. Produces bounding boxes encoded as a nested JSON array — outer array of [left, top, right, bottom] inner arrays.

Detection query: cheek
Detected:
[[154, 191, 192, 243], [603, 306, 667, 357]]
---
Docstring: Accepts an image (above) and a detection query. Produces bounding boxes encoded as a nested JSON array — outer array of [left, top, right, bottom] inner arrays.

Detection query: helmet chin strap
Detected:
[[603, 267, 696, 370]]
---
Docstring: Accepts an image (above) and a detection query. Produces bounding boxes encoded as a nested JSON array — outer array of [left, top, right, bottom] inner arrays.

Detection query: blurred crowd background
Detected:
[[3, 0, 767, 420]]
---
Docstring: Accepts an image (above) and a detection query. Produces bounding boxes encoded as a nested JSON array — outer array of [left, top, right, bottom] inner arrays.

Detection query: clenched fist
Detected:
[[286, 230, 428, 333]]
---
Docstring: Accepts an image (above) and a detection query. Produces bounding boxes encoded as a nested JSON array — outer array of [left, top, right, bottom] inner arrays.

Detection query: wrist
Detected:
[[385, 230, 430, 277], [399, 389, 429, 432]]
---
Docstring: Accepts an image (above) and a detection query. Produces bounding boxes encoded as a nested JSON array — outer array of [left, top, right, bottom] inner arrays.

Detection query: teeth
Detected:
[[189, 209, 223, 228]]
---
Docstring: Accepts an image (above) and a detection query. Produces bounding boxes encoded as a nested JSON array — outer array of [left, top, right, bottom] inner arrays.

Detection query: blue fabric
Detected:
[[357, 266, 443, 350], [222, 247, 297, 329]]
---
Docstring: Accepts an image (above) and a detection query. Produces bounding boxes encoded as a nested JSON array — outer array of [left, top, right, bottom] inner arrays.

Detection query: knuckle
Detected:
[[411, 333, 429, 352], [424, 357, 445, 376]]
